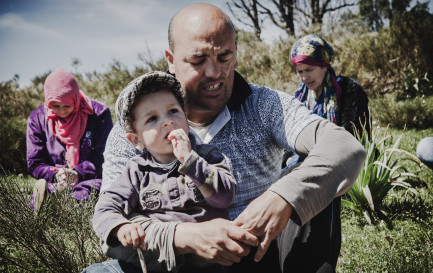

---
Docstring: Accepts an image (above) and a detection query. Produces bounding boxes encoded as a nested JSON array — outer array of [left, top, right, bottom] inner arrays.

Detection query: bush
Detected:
[[369, 95, 433, 129], [0, 79, 43, 173], [342, 123, 421, 225], [0, 174, 106, 272], [236, 30, 298, 93]]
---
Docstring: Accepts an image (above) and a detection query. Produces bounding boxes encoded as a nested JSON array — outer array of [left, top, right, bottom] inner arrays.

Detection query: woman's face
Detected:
[[295, 63, 327, 91], [50, 102, 75, 118]]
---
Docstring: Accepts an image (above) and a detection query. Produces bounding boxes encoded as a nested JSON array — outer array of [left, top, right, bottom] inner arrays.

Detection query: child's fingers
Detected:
[[168, 129, 188, 141], [136, 224, 146, 250], [120, 232, 132, 248], [126, 224, 145, 249]]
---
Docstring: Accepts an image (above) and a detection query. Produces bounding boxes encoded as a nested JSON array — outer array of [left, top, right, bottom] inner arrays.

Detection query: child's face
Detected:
[[126, 88, 189, 163]]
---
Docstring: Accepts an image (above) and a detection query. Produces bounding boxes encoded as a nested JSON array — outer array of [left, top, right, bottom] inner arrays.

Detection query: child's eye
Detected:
[[168, 108, 179, 114], [146, 116, 157, 123]]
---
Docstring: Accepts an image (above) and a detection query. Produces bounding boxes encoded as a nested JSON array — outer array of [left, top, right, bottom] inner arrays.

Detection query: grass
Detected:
[[1, 128, 432, 272], [0, 174, 106, 272], [337, 127, 433, 272]]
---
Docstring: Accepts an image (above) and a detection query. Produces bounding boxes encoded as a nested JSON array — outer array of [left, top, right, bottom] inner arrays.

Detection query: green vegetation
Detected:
[[0, 174, 105, 272], [1, 5, 432, 272], [339, 128, 433, 273], [343, 123, 420, 225]]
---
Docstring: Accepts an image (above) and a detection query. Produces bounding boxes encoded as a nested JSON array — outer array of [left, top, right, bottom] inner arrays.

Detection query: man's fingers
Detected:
[[254, 234, 272, 262], [227, 225, 259, 248]]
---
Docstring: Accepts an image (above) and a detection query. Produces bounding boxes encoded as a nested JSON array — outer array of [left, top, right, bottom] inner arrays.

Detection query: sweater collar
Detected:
[[227, 71, 252, 111]]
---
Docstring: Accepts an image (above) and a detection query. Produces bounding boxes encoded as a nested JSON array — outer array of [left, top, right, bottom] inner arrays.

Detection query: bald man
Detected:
[[85, 4, 366, 273]]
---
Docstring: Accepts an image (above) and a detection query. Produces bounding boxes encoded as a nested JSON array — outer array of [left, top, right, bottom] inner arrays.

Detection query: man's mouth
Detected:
[[206, 83, 221, 91]]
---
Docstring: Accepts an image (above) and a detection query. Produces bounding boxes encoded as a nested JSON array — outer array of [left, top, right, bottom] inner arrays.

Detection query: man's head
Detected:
[[165, 3, 238, 124], [115, 72, 189, 162]]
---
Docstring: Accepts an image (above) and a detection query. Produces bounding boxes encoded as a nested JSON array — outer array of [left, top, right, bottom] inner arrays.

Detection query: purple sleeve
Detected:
[[92, 159, 141, 246], [73, 101, 113, 181], [178, 145, 236, 209], [26, 106, 57, 182]]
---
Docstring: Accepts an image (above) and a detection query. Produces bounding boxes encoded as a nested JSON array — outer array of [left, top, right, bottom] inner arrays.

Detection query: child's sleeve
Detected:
[[178, 145, 236, 208], [92, 159, 141, 247]]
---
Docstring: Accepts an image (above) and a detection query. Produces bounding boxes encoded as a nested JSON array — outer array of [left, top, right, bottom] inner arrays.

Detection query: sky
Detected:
[[0, 0, 285, 87], [2, 0, 431, 87]]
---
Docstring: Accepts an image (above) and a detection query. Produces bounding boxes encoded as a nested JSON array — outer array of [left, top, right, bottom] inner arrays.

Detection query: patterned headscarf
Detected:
[[291, 34, 341, 124], [44, 68, 93, 168]]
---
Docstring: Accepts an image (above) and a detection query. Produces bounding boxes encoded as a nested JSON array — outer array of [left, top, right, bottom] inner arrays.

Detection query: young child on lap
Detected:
[[92, 71, 236, 272]]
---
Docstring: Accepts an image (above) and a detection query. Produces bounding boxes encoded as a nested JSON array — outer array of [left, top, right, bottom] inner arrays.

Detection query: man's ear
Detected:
[[165, 49, 175, 74], [126, 132, 145, 150]]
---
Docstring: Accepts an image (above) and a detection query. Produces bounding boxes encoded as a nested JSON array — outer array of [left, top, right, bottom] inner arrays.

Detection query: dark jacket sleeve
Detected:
[[26, 106, 57, 182], [73, 101, 113, 181], [339, 76, 371, 137]]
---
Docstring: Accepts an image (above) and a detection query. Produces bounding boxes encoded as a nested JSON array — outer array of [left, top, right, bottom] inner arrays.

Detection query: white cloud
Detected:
[[0, 13, 66, 40]]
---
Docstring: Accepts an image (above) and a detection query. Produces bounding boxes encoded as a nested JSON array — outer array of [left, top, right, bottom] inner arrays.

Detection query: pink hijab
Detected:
[[44, 68, 93, 168]]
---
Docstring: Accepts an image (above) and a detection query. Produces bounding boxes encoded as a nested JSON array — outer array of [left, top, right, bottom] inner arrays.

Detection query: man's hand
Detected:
[[168, 129, 191, 163], [234, 190, 293, 262], [174, 218, 259, 266], [113, 223, 146, 251]]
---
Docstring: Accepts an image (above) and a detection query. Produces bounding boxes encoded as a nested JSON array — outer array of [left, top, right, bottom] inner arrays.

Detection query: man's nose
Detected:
[[204, 61, 221, 79]]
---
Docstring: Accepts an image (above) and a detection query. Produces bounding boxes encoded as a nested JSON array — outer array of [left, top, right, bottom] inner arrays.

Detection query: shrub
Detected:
[[0, 174, 106, 272], [0, 79, 43, 173], [369, 95, 433, 129], [342, 123, 420, 225]]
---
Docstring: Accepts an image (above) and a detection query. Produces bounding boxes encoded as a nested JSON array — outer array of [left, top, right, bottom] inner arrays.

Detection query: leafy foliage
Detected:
[[342, 123, 420, 225]]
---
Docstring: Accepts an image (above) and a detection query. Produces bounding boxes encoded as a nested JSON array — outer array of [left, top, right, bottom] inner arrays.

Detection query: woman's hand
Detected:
[[55, 168, 79, 187]]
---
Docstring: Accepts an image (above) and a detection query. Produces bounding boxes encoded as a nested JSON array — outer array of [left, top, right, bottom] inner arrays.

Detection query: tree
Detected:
[[227, 0, 264, 40], [296, 0, 356, 25], [227, 0, 355, 39], [257, 0, 296, 35]]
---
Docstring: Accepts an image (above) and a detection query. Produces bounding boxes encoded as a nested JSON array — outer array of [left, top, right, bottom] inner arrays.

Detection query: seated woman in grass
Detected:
[[281, 34, 371, 271], [26, 68, 113, 214], [283, 34, 370, 169]]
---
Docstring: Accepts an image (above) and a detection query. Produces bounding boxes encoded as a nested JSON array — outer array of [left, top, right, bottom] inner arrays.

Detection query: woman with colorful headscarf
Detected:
[[281, 34, 370, 272], [27, 68, 113, 213], [291, 34, 369, 133], [284, 34, 370, 168]]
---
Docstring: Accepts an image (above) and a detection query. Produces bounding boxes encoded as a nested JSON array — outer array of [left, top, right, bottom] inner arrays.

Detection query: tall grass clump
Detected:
[[342, 123, 420, 225], [0, 174, 106, 272]]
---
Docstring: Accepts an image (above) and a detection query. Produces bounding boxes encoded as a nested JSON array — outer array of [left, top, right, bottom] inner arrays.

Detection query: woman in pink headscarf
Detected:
[[27, 68, 113, 213]]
